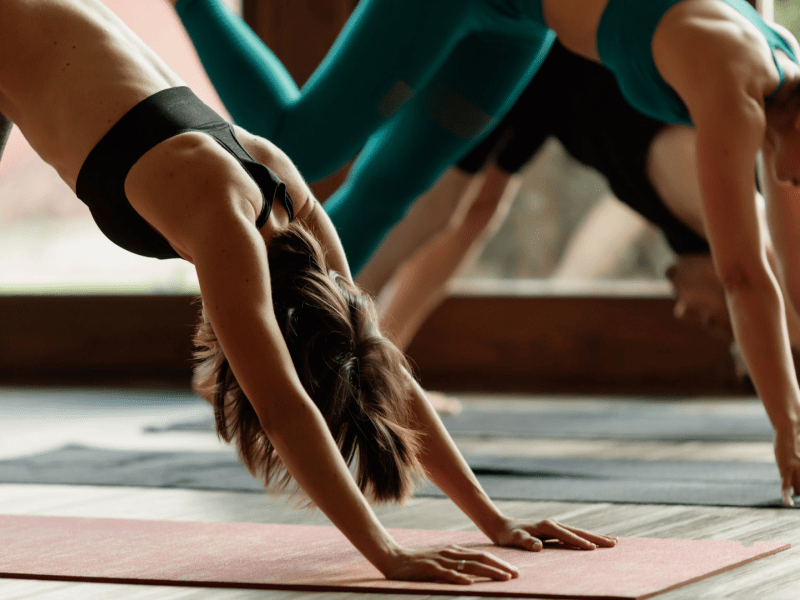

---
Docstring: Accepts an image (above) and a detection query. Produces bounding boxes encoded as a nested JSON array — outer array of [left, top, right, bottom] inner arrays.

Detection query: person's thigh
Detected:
[[276, 0, 482, 178], [326, 29, 557, 272], [354, 168, 481, 295], [646, 125, 707, 239]]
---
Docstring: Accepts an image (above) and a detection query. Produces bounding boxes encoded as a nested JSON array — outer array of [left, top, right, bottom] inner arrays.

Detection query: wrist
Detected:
[[482, 512, 514, 544], [373, 541, 405, 578], [771, 400, 800, 435]]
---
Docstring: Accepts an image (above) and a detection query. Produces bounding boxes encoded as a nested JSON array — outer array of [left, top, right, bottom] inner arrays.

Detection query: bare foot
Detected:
[[426, 391, 463, 416]]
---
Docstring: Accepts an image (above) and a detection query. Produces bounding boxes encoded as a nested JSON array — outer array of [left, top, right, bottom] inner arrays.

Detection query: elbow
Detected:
[[717, 260, 781, 304], [784, 275, 800, 318], [717, 262, 755, 295]]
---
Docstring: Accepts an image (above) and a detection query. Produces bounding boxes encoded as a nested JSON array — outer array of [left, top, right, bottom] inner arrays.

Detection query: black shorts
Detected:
[[456, 42, 709, 256]]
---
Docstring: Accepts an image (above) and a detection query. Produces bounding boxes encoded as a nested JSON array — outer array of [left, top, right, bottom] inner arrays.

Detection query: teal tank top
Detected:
[[596, 0, 798, 125]]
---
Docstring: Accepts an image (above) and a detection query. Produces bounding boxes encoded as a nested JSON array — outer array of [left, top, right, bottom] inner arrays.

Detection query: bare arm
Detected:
[[295, 195, 353, 281], [693, 88, 800, 505], [125, 134, 518, 583], [654, 13, 800, 505], [232, 125, 353, 281], [404, 372, 617, 550]]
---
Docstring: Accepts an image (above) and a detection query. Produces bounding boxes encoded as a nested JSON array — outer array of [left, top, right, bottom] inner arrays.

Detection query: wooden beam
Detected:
[[0, 281, 748, 395], [0, 295, 197, 387], [406, 280, 746, 395]]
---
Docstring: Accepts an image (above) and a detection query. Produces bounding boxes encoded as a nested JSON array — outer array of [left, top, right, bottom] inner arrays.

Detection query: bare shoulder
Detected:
[[233, 125, 314, 216], [653, 0, 776, 120], [771, 21, 800, 58]]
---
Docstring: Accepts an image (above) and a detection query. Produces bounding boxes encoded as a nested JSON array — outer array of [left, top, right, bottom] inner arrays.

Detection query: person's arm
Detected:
[[233, 125, 353, 281], [377, 164, 520, 349], [654, 15, 800, 505], [762, 152, 800, 333], [692, 89, 800, 506], [126, 138, 517, 584], [402, 371, 617, 550]]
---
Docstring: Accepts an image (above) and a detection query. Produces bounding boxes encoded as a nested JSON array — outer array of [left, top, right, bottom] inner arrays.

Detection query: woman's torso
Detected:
[[541, 0, 790, 124], [0, 0, 183, 189]]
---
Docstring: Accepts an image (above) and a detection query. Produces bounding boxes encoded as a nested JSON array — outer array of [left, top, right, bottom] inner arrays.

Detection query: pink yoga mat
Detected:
[[0, 515, 788, 599]]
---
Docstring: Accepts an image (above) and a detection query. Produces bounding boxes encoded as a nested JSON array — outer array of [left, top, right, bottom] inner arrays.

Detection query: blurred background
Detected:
[[0, 0, 798, 292]]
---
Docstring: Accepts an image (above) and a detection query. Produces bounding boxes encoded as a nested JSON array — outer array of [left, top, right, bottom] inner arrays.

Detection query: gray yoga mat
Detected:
[[0, 445, 791, 508], [144, 402, 775, 442]]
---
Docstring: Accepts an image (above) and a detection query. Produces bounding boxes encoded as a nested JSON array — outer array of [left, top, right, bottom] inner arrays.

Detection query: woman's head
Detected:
[[193, 221, 423, 504]]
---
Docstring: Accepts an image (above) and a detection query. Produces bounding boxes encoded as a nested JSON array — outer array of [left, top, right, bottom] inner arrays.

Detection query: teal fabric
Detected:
[[598, 0, 799, 125], [175, 0, 553, 272]]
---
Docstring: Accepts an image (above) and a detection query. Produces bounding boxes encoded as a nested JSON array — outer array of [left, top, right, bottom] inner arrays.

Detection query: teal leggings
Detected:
[[175, 0, 554, 272]]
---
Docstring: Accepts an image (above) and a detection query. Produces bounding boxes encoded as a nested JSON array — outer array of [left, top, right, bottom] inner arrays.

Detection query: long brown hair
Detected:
[[193, 221, 423, 504]]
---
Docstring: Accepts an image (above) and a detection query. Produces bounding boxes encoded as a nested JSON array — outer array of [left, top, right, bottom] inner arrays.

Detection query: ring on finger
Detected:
[[457, 560, 466, 572]]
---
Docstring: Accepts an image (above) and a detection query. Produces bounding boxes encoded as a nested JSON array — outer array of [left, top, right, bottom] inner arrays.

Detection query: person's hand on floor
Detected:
[[667, 254, 733, 342], [382, 544, 519, 584], [774, 427, 800, 507], [490, 517, 617, 552]]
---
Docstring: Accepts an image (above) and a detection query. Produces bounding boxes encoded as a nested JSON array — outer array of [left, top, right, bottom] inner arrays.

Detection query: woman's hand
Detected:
[[382, 545, 519, 585], [490, 517, 618, 552], [774, 427, 800, 506]]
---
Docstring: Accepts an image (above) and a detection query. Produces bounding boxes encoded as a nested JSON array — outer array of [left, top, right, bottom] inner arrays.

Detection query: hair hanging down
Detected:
[[193, 221, 423, 504]]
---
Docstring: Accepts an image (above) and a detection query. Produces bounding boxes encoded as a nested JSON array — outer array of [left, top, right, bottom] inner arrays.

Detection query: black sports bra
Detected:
[[76, 87, 293, 260]]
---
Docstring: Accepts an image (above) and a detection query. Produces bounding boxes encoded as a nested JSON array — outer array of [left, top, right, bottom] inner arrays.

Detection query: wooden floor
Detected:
[[1, 392, 799, 599]]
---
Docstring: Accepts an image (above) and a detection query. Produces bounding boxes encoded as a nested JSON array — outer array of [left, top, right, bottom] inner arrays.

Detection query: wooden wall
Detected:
[[0, 283, 748, 395]]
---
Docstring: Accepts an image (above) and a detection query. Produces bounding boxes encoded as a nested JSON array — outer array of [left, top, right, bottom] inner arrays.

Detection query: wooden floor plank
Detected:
[[1, 487, 798, 599], [1, 393, 798, 598]]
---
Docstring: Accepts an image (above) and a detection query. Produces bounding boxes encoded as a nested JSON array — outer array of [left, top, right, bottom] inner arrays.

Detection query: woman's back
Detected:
[[0, 0, 182, 187]]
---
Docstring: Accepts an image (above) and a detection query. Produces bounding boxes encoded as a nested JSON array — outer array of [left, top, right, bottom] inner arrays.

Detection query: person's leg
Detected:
[[550, 192, 652, 279], [355, 168, 484, 296], [326, 29, 556, 273], [354, 75, 524, 296], [174, 0, 478, 181], [648, 124, 800, 349], [646, 125, 708, 240], [378, 163, 521, 349]]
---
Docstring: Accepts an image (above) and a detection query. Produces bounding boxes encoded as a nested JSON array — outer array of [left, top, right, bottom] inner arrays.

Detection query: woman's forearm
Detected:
[[404, 374, 508, 539], [692, 92, 800, 433], [263, 390, 402, 573], [188, 208, 400, 575], [725, 274, 800, 432]]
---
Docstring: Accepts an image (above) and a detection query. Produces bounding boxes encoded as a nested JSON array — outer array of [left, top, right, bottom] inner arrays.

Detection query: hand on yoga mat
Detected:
[[774, 430, 800, 507], [382, 545, 519, 585], [491, 517, 618, 552]]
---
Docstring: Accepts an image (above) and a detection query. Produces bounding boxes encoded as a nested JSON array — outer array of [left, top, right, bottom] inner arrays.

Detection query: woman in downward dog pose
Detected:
[[171, 0, 800, 505], [356, 40, 715, 350], [0, 0, 615, 583], [362, 38, 800, 355]]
